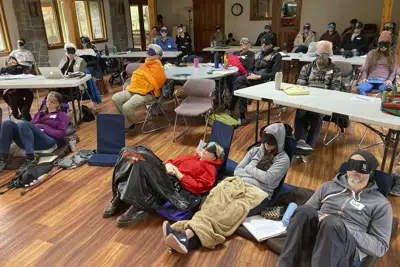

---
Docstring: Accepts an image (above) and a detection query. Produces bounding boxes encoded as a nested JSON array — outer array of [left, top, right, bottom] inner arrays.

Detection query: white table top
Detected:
[[0, 75, 92, 89], [234, 82, 400, 130], [281, 53, 366, 66], [203, 46, 262, 52], [165, 64, 238, 81], [101, 51, 182, 59]]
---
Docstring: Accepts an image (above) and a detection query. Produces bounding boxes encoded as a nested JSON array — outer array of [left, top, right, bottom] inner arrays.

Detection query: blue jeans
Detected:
[[0, 120, 56, 155], [341, 51, 360, 57], [357, 82, 389, 95]]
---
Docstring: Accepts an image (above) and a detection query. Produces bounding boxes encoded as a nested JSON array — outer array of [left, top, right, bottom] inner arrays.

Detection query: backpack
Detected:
[[81, 105, 95, 122], [208, 112, 238, 128]]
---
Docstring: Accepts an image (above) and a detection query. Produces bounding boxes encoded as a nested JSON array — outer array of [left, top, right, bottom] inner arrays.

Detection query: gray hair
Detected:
[[148, 44, 163, 57], [316, 41, 333, 55]]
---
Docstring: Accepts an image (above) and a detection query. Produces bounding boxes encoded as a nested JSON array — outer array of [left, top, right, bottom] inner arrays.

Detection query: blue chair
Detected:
[[88, 114, 125, 167], [155, 120, 235, 221]]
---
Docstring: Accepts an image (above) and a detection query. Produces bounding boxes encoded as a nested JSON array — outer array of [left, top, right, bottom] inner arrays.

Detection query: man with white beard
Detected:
[[278, 150, 393, 267]]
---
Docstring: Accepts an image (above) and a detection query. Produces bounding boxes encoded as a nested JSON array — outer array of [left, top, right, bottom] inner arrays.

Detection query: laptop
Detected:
[[39, 67, 65, 79]]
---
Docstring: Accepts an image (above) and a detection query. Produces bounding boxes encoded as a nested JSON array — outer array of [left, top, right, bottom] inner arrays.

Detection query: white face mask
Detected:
[[178, 28, 183, 33]]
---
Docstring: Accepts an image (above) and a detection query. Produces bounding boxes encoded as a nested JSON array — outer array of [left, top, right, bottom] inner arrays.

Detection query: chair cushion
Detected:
[[96, 114, 125, 154], [88, 154, 119, 167], [175, 97, 212, 116], [225, 159, 238, 175]]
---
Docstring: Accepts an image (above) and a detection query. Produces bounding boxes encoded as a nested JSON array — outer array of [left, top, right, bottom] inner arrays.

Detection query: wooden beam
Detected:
[[380, 0, 393, 31], [62, 0, 80, 46], [148, 0, 157, 28], [397, 29, 400, 67]]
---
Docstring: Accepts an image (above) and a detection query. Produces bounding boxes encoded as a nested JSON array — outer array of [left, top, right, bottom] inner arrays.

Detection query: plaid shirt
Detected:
[[297, 59, 342, 91]]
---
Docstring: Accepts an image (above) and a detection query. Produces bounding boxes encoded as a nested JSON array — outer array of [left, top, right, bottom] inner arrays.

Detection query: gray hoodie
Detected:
[[306, 174, 392, 259], [234, 123, 290, 198]]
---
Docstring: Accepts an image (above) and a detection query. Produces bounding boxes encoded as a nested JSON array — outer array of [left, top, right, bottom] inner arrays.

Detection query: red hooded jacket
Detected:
[[166, 154, 223, 194]]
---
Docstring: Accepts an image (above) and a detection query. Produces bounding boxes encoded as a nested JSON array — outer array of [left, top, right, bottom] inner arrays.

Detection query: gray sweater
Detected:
[[306, 174, 392, 259], [234, 123, 290, 198]]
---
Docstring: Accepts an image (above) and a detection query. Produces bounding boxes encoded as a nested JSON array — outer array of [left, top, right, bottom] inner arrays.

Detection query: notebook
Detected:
[[283, 86, 310, 96], [242, 215, 287, 242]]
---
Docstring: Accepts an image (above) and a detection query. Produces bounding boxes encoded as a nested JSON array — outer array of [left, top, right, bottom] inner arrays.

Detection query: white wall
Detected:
[[0, 0, 19, 65]]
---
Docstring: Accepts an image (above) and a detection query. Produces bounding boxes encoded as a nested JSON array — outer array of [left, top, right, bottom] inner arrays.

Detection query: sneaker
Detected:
[[296, 139, 313, 151], [237, 118, 246, 126], [116, 207, 149, 227], [165, 232, 189, 254], [124, 124, 136, 133], [102, 192, 127, 218], [390, 174, 400, 196], [0, 156, 8, 173], [16, 155, 38, 175], [162, 221, 175, 238]]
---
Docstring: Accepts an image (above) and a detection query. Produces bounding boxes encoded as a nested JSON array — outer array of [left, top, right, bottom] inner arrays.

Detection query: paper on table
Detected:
[[350, 95, 381, 102], [0, 74, 37, 80], [242, 215, 287, 242]]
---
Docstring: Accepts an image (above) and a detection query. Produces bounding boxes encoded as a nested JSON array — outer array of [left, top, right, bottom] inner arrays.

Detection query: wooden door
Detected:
[[193, 0, 225, 53]]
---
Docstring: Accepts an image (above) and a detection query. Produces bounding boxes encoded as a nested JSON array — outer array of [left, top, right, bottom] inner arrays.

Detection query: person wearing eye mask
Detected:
[[155, 26, 177, 52], [9, 38, 35, 68], [210, 25, 227, 46], [175, 24, 203, 64], [294, 41, 341, 159], [320, 22, 341, 51], [279, 150, 392, 267], [357, 31, 398, 96], [339, 22, 368, 56], [58, 42, 87, 76], [369, 22, 398, 52], [292, 23, 316, 53]]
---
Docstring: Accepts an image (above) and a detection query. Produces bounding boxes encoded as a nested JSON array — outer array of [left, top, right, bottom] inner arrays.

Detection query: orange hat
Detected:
[[378, 31, 392, 43]]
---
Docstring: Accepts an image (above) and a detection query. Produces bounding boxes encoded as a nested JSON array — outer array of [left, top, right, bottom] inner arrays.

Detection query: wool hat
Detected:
[[349, 150, 379, 176], [148, 44, 163, 57], [378, 31, 392, 43]]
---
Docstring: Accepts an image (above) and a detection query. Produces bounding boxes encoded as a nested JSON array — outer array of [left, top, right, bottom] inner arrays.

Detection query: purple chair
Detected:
[[121, 63, 142, 90], [173, 79, 216, 142]]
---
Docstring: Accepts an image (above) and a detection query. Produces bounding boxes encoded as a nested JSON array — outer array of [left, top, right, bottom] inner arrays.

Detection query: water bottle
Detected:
[[282, 202, 298, 226], [223, 53, 228, 70], [193, 57, 199, 68], [275, 72, 283, 90], [105, 44, 109, 56], [214, 53, 219, 69], [113, 46, 117, 54], [282, 42, 288, 53]]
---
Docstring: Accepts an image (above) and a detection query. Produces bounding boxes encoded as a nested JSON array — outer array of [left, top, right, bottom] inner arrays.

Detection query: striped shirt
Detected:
[[297, 60, 342, 91]]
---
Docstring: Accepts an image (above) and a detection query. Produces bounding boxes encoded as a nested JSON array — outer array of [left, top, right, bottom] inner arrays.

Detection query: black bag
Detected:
[[81, 105, 95, 122]]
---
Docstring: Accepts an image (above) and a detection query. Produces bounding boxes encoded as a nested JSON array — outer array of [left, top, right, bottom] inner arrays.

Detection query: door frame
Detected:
[[129, 3, 147, 51]]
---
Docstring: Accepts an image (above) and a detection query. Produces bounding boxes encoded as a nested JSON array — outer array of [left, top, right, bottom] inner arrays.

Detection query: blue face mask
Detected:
[[147, 48, 157, 56], [328, 24, 335, 30], [160, 29, 168, 34]]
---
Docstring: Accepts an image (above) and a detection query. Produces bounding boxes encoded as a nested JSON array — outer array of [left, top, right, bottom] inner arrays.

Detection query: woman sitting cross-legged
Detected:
[[0, 91, 69, 174], [102, 142, 224, 227], [357, 31, 398, 96]]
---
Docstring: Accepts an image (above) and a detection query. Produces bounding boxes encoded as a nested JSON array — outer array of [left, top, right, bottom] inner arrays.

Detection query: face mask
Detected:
[[203, 142, 219, 159], [347, 159, 371, 174], [378, 42, 391, 48], [66, 47, 76, 55], [17, 42, 25, 47], [178, 28, 183, 33], [303, 25, 310, 31], [328, 24, 335, 30], [147, 48, 157, 56], [160, 29, 168, 34]]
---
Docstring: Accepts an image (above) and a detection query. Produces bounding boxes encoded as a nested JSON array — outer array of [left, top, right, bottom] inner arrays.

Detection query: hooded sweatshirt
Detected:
[[234, 123, 290, 198], [166, 154, 223, 194], [306, 174, 392, 259]]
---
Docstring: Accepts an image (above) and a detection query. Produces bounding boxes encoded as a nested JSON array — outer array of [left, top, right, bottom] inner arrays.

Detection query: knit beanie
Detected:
[[378, 31, 392, 43]]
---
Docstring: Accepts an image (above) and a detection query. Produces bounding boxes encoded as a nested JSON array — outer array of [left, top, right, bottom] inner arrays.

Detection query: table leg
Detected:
[[70, 87, 78, 126], [388, 131, 399, 175], [381, 129, 392, 172], [35, 89, 40, 110], [255, 100, 260, 143], [267, 101, 271, 126]]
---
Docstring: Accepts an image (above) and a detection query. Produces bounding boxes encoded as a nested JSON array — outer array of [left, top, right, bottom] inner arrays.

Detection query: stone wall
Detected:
[[12, 0, 50, 66], [109, 0, 129, 51]]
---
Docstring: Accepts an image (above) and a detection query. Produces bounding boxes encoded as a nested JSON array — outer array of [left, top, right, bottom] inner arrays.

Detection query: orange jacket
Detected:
[[126, 59, 166, 97]]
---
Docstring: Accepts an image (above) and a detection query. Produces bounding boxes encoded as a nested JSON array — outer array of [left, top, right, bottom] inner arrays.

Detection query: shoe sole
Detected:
[[389, 191, 400, 197], [115, 211, 149, 227], [165, 234, 188, 254], [162, 221, 169, 238], [103, 211, 117, 218]]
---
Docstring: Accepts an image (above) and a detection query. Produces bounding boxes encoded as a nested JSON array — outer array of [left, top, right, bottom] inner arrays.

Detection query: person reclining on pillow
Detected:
[[160, 123, 290, 254], [278, 150, 392, 267], [0, 91, 69, 174], [103, 142, 224, 227]]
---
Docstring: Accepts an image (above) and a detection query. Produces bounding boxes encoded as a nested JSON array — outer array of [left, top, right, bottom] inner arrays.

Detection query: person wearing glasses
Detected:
[[357, 31, 398, 96]]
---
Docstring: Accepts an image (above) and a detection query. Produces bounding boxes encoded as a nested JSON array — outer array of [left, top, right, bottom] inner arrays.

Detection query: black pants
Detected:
[[3, 89, 33, 121], [294, 110, 324, 148], [278, 205, 357, 267], [230, 75, 263, 119]]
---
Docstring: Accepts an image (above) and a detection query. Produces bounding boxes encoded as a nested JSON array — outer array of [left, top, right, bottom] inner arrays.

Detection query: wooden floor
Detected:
[[0, 84, 399, 267]]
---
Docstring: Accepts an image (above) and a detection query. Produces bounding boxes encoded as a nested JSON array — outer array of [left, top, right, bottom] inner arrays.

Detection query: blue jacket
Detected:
[[156, 37, 177, 51]]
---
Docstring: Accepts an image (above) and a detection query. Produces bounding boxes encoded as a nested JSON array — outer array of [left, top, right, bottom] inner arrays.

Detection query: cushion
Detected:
[[88, 154, 119, 167], [96, 114, 125, 154]]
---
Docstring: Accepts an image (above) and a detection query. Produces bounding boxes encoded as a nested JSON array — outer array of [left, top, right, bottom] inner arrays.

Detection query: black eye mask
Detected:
[[66, 48, 76, 55], [203, 142, 218, 158], [347, 159, 371, 174], [17, 42, 25, 46], [378, 42, 391, 48]]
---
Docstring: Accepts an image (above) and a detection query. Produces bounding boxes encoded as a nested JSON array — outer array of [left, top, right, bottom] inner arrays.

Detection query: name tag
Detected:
[[356, 37, 361, 40], [168, 45, 171, 48], [49, 114, 57, 119], [326, 70, 333, 74], [349, 199, 365, 211]]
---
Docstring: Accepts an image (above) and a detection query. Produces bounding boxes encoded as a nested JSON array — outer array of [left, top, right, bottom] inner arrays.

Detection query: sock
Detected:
[[25, 154, 35, 161]]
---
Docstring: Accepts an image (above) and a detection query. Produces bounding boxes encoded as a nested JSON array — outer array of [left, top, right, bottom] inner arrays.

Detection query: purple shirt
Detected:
[[360, 50, 398, 82], [31, 111, 69, 140]]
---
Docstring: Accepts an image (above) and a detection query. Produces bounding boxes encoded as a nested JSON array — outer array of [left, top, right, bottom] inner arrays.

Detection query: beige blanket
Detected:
[[171, 176, 267, 248]]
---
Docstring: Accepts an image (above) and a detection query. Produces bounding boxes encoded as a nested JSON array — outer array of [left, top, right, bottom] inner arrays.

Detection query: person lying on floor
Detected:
[[0, 56, 35, 121], [0, 91, 69, 174], [161, 123, 290, 253], [102, 142, 225, 227], [278, 150, 392, 267]]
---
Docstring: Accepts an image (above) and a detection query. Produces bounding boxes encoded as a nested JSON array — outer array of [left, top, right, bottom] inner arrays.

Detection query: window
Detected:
[[0, 0, 11, 55], [250, 0, 273, 21], [40, 0, 107, 49]]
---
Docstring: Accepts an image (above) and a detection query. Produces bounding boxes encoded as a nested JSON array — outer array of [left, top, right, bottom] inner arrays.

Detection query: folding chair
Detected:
[[121, 63, 142, 87], [137, 92, 171, 134], [173, 79, 216, 142], [88, 114, 126, 167]]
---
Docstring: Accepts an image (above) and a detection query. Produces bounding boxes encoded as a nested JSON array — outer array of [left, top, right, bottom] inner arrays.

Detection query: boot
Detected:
[[116, 206, 149, 227], [0, 155, 8, 173], [16, 155, 38, 175], [390, 173, 400, 196], [102, 192, 126, 218]]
